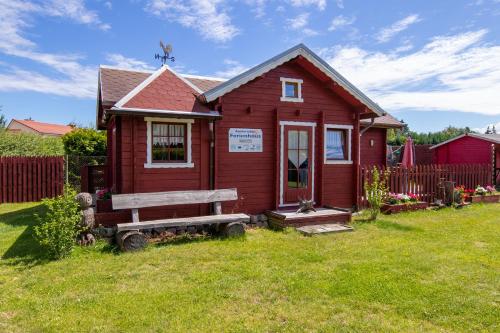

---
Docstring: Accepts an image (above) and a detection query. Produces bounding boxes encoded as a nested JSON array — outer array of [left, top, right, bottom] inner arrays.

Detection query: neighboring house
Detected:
[[6, 119, 74, 137], [430, 133, 500, 183], [96, 43, 402, 219]]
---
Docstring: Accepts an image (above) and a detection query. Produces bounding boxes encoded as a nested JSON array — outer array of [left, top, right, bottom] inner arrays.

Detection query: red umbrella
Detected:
[[401, 137, 415, 168]]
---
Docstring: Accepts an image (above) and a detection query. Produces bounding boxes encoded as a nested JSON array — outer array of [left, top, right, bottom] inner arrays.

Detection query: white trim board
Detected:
[[144, 117, 194, 169], [279, 121, 316, 207], [324, 124, 353, 165]]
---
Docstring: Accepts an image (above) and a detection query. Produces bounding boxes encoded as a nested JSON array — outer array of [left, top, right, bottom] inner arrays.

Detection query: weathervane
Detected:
[[155, 40, 175, 65]]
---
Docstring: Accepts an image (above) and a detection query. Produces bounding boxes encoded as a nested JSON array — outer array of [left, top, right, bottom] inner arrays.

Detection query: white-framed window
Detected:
[[144, 117, 194, 168], [280, 77, 303, 102], [324, 124, 353, 164]]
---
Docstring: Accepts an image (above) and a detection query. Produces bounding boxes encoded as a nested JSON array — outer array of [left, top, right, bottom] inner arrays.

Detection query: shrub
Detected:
[[34, 186, 82, 259], [62, 128, 106, 156], [364, 167, 389, 221], [0, 130, 64, 156]]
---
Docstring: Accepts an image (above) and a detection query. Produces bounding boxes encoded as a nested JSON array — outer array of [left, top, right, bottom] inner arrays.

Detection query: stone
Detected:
[[75, 192, 93, 209], [80, 207, 95, 230]]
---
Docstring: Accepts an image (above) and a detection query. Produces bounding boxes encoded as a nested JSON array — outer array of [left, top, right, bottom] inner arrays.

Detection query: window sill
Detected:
[[280, 97, 304, 103], [144, 162, 194, 169], [324, 160, 353, 165]]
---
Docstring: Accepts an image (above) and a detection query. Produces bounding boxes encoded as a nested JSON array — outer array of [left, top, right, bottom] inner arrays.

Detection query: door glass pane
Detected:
[[288, 169, 298, 188], [288, 150, 298, 168], [298, 150, 308, 168], [288, 130, 298, 149], [299, 131, 308, 149], [298, 168, 308, 188]]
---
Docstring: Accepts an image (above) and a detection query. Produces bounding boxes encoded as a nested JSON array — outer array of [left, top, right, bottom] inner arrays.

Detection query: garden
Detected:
[[1, 200, 499, 332]]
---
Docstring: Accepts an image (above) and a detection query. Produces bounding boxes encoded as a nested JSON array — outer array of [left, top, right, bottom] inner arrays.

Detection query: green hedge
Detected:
[[0, 130, 64, 156]]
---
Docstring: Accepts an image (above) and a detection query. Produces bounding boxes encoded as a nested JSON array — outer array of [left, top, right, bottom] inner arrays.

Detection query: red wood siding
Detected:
[[115, 115, 211, 220], [360, 127, 386, 166], [434, 136, 494, 164], [216, 61, 357, 213]]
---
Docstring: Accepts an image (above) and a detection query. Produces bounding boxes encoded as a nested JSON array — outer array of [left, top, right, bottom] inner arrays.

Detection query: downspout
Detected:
[[209, 120, 215, 191]]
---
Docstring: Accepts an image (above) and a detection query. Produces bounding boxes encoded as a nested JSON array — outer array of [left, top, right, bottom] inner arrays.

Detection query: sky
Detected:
[[1, 0, 500, 133]]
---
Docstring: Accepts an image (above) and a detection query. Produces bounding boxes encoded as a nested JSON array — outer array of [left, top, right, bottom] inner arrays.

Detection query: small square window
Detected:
[[285, 82, 299, 98], [280, 78, 303, 102]]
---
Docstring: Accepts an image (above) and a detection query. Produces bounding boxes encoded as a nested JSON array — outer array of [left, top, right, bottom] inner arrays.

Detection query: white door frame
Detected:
[[279, 121, 316, 207]]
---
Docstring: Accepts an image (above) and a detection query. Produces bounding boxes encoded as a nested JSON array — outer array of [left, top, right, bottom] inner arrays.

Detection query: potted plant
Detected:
[[96, 188, 113, 212], [454, 185, 474, 204], [470, 185, 500, 203], [381, 192, 428, 214]]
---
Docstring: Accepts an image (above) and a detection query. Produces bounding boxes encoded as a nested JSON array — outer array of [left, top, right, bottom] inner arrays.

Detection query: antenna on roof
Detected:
[[155, 40, 175, 65]]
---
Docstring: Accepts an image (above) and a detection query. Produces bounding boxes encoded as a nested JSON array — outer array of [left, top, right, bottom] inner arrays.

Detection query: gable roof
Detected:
[[99, 66, 224, 105], [8, 119, 74, 135], [200, 43, 385, 117], [430, 133, 500, 149]]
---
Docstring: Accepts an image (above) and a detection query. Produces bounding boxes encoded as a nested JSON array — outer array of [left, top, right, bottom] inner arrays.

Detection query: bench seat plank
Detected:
[[117, 213, 250, 232], [112, 189, 238, 210]]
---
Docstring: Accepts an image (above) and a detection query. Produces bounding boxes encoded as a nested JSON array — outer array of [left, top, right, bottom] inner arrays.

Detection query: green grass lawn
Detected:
[[0, 203, 499, 332]]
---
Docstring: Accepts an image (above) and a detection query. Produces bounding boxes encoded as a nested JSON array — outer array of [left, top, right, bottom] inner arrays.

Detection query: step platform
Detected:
[[296, 223, 354, 236], [266, 207, 352, 229]]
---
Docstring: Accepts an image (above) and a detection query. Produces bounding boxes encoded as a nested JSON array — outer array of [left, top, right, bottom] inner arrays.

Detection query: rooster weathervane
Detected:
[[155, 40, 175, 65]]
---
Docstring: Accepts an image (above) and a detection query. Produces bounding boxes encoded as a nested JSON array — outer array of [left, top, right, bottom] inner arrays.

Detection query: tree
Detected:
[[485, 126, 492, 134], [492, 125, 497, 134], [62, 128, 107, 156], [0, 114, 6, 129]]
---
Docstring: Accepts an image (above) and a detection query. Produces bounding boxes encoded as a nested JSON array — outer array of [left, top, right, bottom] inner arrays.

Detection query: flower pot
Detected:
[[381, 201, 428, 214], [470, 194, 500, 203], [96, 199, 113, 213]]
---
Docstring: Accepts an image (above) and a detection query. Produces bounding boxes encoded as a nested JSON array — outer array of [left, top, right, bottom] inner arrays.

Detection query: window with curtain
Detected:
[[152, 123, 186, 162], [326, 129, 347, 160]]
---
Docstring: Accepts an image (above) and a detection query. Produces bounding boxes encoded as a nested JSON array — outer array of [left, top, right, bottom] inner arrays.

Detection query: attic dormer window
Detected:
[[280, 78, 303, 102]]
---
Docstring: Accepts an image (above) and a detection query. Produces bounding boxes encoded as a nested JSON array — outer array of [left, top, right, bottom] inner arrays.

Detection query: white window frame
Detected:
[[280, 77, 303, 103], [144, 117, 194, 168], [324, 124, 353, 165]]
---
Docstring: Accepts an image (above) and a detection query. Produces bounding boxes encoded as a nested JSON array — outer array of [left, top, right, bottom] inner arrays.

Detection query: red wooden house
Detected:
[[430, 133, 500, 183], [96, 44, 402, 222]]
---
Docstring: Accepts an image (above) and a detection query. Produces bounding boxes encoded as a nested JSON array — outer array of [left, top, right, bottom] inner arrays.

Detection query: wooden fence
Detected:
[[0, 157, 64, 203], [359, 164, 492, 207]]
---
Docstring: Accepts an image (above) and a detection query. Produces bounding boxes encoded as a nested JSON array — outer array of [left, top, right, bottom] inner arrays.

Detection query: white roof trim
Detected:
[[165, 65, 204, 95], [180, 73, 226, 81], [110, 106, 221, 118], [430, 133, 500, 149], [114, 66, 168, 108], [201, 43, 385, 116], [99, 64, 155, 74]]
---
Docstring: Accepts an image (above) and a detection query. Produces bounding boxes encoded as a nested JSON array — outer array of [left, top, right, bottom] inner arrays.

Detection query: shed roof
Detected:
[[430, 133, 500, 149], [8, 119, 74, 135]]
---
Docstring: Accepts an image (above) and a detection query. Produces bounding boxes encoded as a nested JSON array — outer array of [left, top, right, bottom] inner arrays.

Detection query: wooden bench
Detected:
[[112, 188, 249, 251]]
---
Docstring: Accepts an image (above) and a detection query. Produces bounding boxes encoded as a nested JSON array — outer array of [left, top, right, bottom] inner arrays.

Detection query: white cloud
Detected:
[[0, 1, 109, 98], [474, 121, 500, 133], [289, 0, 326, 11], [44, 0, 111, 31], [286, 13, 310, 30], [214, 59, 249, 79], [244, 0, 267, 18], [321, 29, 500, 116], [376, 14, 421, 43], [328, 15, 355, 31], [105, 54, 155, 71], [335, 0, 344, 9], [145, 0, 239, 43]]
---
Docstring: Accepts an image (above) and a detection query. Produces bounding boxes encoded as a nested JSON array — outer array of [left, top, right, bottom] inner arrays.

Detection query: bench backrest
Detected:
[[112, 188, 238, 210]]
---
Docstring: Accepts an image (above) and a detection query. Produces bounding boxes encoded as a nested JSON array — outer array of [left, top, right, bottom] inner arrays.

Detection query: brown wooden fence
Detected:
[[359, 164, 492, 207], [0, 157, 64, 203]]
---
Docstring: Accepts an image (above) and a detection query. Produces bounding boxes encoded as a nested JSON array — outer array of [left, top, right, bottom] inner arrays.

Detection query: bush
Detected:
[[364, 167, 389, 221], [34, 186, 82, 259], [0, 130, 64, 156], [62, 128, 106, 156]]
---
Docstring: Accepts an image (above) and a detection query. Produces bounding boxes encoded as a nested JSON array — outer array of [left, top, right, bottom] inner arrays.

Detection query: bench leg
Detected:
[[116, 230, 147, 251], [220, 222, 245, 238]]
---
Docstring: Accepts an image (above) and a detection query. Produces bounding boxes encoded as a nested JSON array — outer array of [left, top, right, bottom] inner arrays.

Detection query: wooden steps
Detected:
[[266, 208, 352, 228], [296, 223, 354, 236]]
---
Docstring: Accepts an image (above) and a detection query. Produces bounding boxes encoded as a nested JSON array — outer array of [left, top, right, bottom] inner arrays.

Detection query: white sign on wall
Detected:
[[229, 128, 263, 152]]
